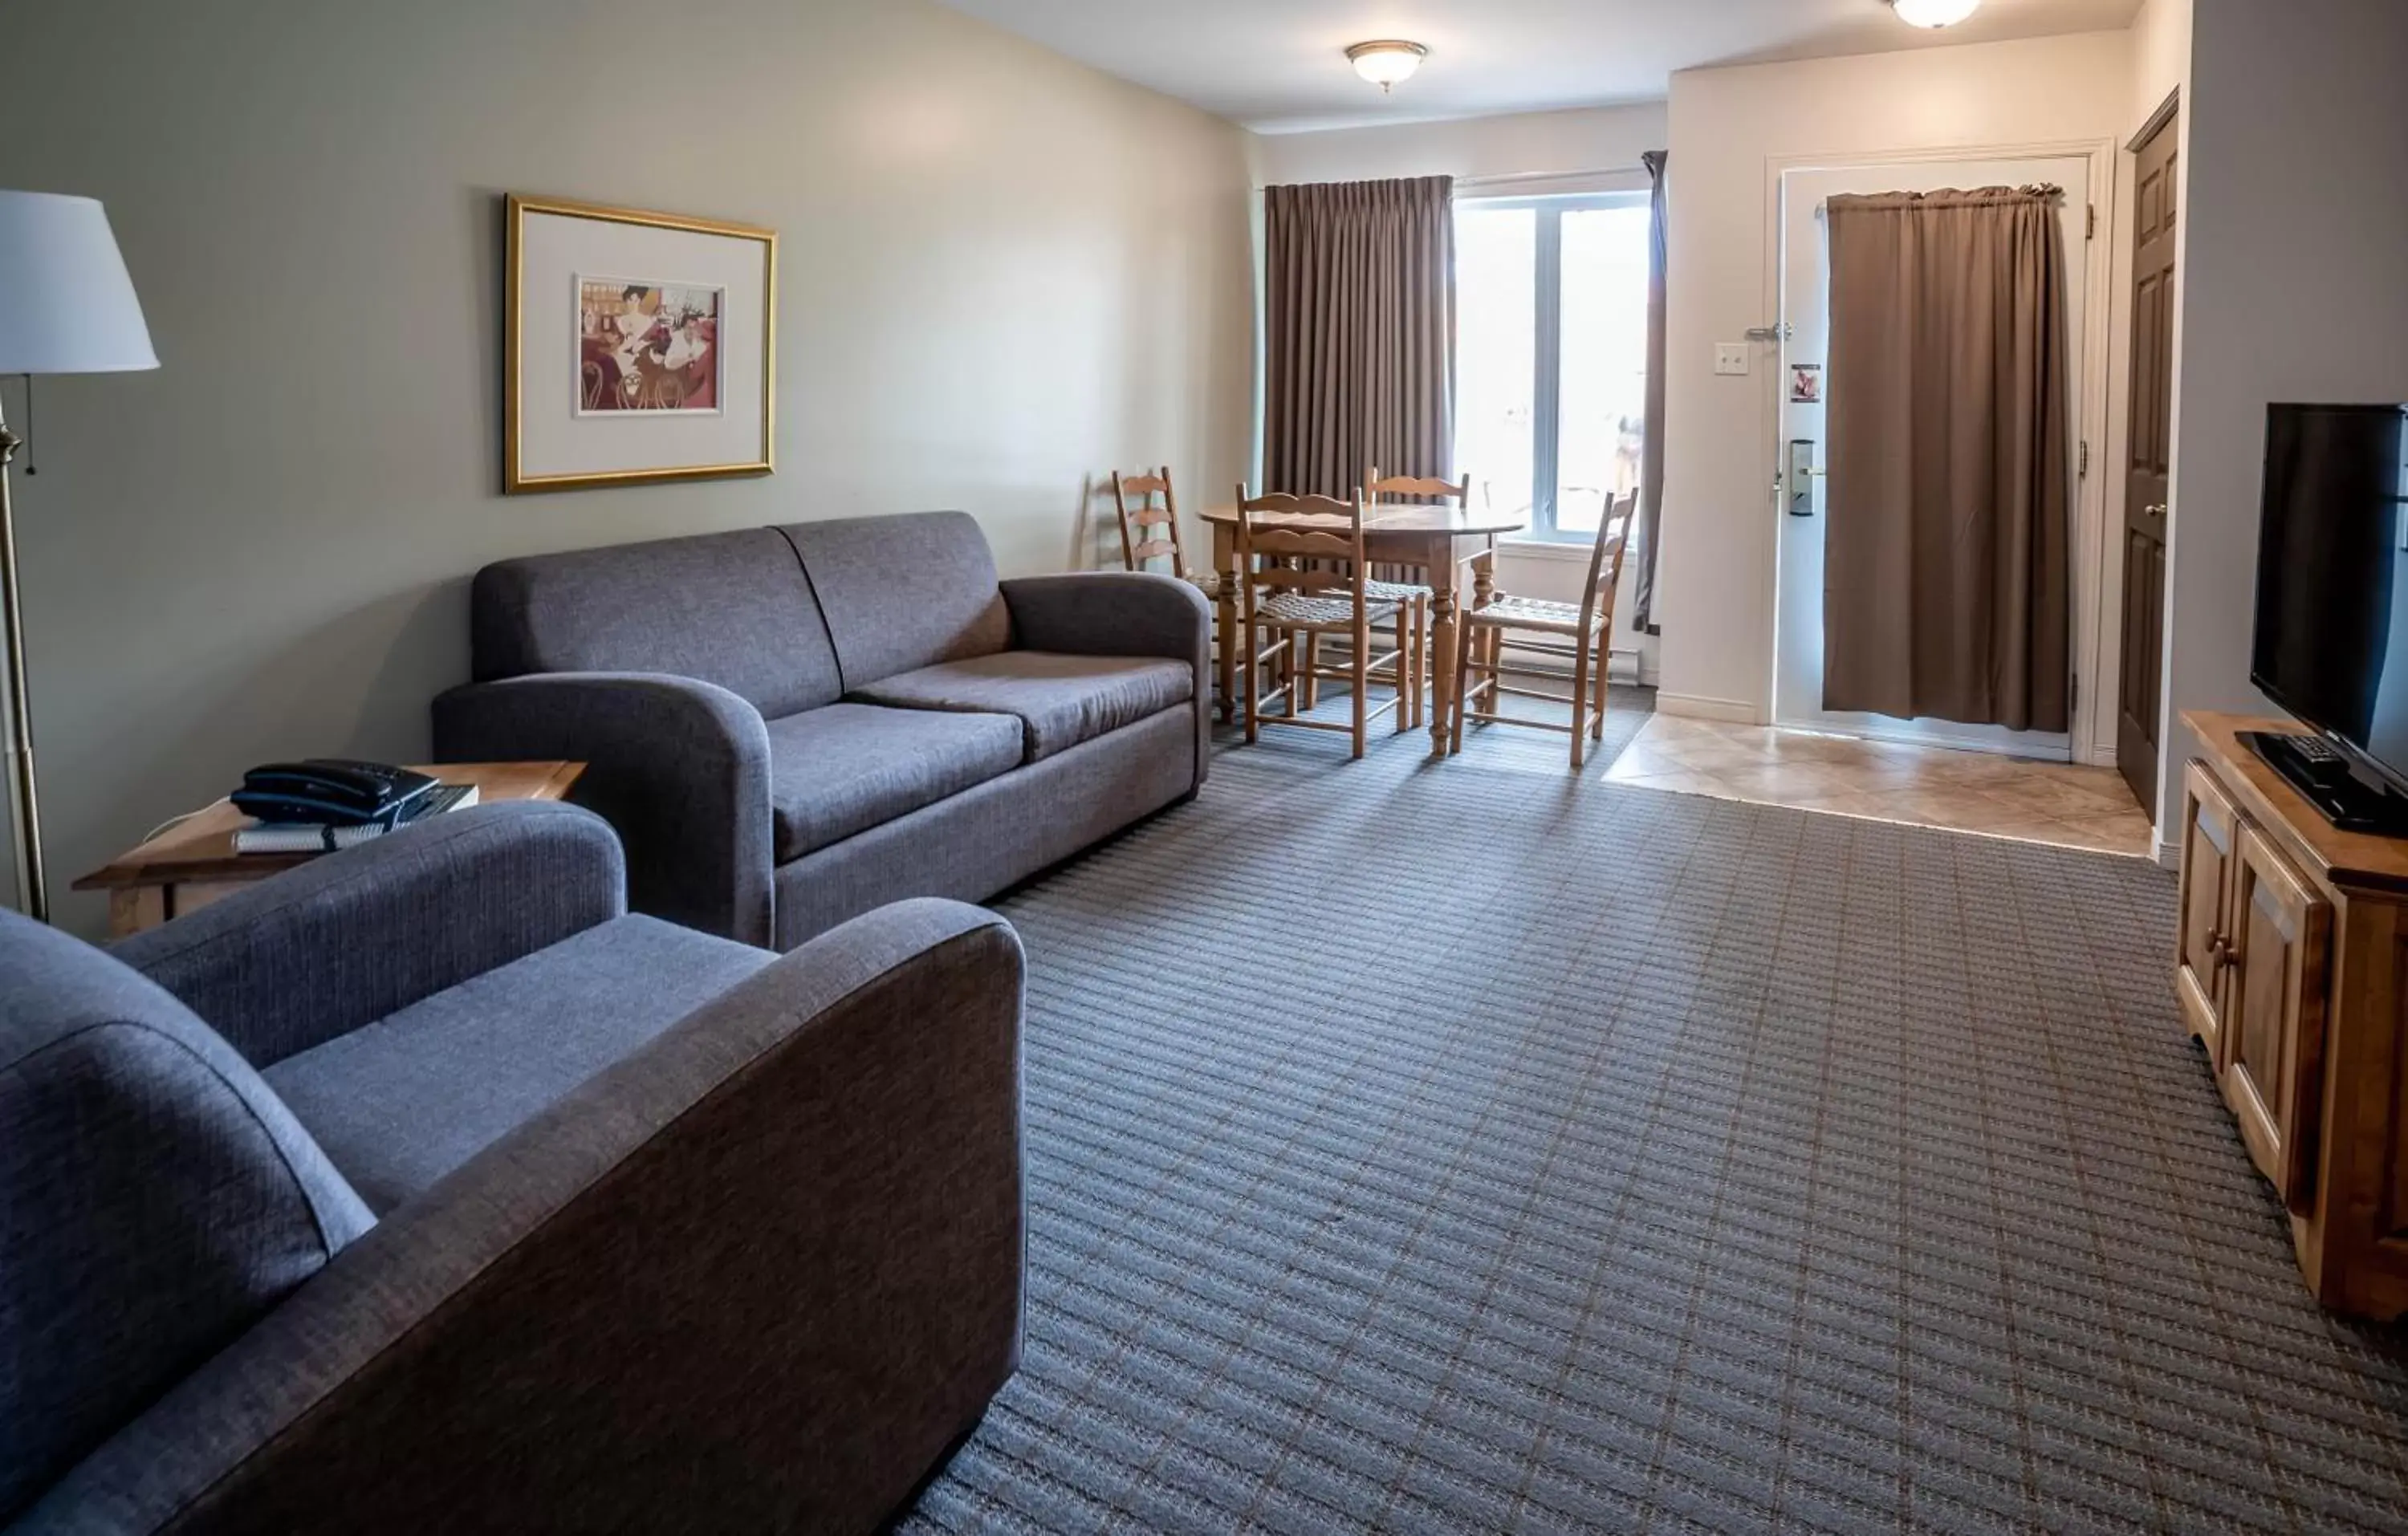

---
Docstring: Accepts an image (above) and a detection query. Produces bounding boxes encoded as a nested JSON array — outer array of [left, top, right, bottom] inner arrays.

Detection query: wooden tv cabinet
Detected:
[[2177, 710, 2408, 1319]]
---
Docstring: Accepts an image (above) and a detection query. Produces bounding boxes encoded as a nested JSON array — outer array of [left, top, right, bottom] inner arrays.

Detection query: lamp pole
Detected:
[[0, 391, 46, 921]]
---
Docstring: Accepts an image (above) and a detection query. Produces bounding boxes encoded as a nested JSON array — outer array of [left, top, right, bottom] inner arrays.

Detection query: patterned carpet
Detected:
[[898, 688, 2408, 1534]]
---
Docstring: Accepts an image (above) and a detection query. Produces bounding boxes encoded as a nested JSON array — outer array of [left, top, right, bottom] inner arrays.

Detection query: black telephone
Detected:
[[232, 759, 440, 827]]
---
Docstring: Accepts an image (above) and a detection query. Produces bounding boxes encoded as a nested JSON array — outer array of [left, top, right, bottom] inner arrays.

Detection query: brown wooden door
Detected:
[[2117, 108, 2179, 809], [2176, 762, 2239, 1063], [2223, 822, 2332, 1210]]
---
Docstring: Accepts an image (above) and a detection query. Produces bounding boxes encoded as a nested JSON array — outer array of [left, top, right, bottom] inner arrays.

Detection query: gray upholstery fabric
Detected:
[[851, 652, 1193, 763], [1000, 571, 1212, 788], [438, 522, 1208, 952], [470, 527, 842, 717], [28, 900, 1025, 1536], [763, 701, 1024, 862], [263, 916, 773, 1214], [0, 911, 372, 1526], [112, 803, 625, 1069], [431, 673, 775, 948], [775, 707, 1194, 949], [781, 513, 1011, 689]]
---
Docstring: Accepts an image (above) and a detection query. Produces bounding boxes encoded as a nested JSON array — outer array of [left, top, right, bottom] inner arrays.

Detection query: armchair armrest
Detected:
[[111, 801, 622, 1068], [32, 899, 1026, 1536], [1001, 571, 1211, 785], [433, 672, 775, 947]]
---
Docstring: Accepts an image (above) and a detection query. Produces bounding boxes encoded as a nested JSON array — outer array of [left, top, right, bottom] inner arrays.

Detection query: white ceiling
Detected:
[[939, 0, 2143, 134]]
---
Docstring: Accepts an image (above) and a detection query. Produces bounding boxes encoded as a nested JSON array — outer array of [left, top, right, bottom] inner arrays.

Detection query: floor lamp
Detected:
[[0, 192, 158, 920]]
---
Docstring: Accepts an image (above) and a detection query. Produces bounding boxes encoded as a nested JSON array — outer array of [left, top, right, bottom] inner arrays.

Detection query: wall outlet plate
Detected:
[[1714, 343, 1750, 376]]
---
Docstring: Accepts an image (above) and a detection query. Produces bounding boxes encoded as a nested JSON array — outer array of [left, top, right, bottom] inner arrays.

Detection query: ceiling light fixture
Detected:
[[1346, 39, 1429, 92], [1889, 0, 1981, 26]]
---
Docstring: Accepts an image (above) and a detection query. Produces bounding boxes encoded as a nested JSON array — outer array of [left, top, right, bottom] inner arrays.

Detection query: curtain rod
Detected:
[[1454, 165, 1649, 190]]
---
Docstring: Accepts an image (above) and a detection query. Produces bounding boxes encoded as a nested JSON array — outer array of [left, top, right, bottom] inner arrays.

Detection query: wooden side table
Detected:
[[72, 762, 587, 938]]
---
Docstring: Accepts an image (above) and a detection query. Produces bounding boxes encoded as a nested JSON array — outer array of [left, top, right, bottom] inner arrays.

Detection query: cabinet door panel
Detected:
[[2176, 762, 2240, 1063], [2224, 823, 2333, 1210]]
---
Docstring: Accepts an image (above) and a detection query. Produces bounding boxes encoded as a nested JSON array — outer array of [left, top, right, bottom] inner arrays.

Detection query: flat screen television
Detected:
[[2249, 403, 2408, 822]]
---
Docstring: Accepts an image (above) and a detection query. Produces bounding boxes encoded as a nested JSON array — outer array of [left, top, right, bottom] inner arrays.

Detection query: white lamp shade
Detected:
[[0, 191, 157, 374], [1348, 41, 1428, 87]]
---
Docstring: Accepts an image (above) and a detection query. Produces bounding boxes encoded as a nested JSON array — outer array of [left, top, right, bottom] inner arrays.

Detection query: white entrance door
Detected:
[[1772, 156, 2090, 758]]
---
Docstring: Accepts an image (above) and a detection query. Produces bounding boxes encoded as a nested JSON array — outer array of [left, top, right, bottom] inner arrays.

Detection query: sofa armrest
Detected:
[[29, 899, 1025, 1536], [433, 672, 775, 947], [1002, 571, 1210, 786], [110, 802, 623, 1069]]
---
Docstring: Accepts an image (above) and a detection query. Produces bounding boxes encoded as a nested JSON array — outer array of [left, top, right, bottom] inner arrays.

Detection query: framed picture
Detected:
[[1788, 362, 1823, 404], [505, 195, 775, 494]]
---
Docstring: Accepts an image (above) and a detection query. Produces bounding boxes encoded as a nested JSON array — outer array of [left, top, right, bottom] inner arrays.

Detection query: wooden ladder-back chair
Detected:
[[1371, 468, 1495, 605], [1450, 491, 1633, 769], [1112, 466, 1229, 718], [1234, 487, 1410, 760], [1111, 467, 1208, 592]]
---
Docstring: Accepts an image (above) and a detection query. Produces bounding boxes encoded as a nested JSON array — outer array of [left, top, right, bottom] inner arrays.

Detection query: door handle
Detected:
[[2144, 502, 2167, 518]]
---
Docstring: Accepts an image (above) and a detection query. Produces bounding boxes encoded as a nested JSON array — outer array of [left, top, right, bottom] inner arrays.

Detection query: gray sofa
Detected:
[[2, 803, 1024, 1534], [433, 511, 1210, 951]]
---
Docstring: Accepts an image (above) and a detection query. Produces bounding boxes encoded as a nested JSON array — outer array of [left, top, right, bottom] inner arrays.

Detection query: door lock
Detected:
[[1786, 440, 1824, 518]]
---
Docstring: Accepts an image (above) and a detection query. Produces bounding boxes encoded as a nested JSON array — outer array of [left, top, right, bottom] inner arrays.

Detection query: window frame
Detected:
[[1454, 188, 1652, 545]]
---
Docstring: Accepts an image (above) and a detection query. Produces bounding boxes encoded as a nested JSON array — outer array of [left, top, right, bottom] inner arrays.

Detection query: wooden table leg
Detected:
[[108, 885, 166, 938], [1213, 523, 1239, 724], [1424, 534, 1459, 760]]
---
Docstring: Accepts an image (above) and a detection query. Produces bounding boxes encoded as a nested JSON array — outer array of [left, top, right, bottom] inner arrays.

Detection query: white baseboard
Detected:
[[1655, 693, 1761, 725], [2154, 835, 2180, 871]]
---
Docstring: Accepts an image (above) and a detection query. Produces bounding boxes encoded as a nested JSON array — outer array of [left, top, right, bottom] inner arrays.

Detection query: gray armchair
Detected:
[[2, 802, 1024, 1534]]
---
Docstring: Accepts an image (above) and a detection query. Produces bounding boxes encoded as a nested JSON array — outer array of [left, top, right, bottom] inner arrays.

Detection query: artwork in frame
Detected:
[[576, 278, 724, 415], [506, 195, 775, 494]]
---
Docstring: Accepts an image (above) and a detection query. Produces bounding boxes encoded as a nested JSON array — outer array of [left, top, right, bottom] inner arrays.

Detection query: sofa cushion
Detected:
[[763, 702, 1025, 861], [850, 652, 1194, 762], [471, 528, 842, 717], [262, 915, 772, 1214], [0, 910, 372, 1522], [780, 512, 1011, 689]]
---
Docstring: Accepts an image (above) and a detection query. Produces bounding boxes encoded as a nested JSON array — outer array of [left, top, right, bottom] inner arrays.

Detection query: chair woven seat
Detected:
[[1360, 577, 1430, 603], [1183, 571, 1224, 601], [1466, 594, 1598, 634], [1259, 591, 1401, 628]]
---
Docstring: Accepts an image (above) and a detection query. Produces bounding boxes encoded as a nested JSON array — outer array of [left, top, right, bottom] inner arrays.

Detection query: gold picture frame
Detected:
[[504, 193, 778, 494]]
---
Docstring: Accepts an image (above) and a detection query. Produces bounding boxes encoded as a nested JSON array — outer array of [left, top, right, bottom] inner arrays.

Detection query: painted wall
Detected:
[[1253, 104, 1669, 681], [1654, 31, 2138, 733], [2128, 0, 2193, 115], [0, 0, 1255, 933], [2153, 0, 2408, 837]]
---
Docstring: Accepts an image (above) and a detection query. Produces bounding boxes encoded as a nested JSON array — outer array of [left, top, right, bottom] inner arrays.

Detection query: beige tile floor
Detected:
[[1604, 713, 2154, 857]]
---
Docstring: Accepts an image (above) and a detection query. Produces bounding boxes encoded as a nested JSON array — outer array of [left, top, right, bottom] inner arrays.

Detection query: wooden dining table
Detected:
[[1200, 503, 1529, 760]]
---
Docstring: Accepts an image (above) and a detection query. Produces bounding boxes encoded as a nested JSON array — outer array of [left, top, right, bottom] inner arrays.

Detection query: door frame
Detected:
[[1752, 136, 2123, 762]]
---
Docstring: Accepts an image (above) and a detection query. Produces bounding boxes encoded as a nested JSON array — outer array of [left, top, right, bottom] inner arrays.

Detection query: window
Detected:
[[1455, 193, 1652, 542]]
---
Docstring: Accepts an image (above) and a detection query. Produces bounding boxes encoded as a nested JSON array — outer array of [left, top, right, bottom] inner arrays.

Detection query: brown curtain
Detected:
[[1823, 185, 2070, 733], [1262, 177, 1454, 498], [1631, 150, 1669, 632]]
